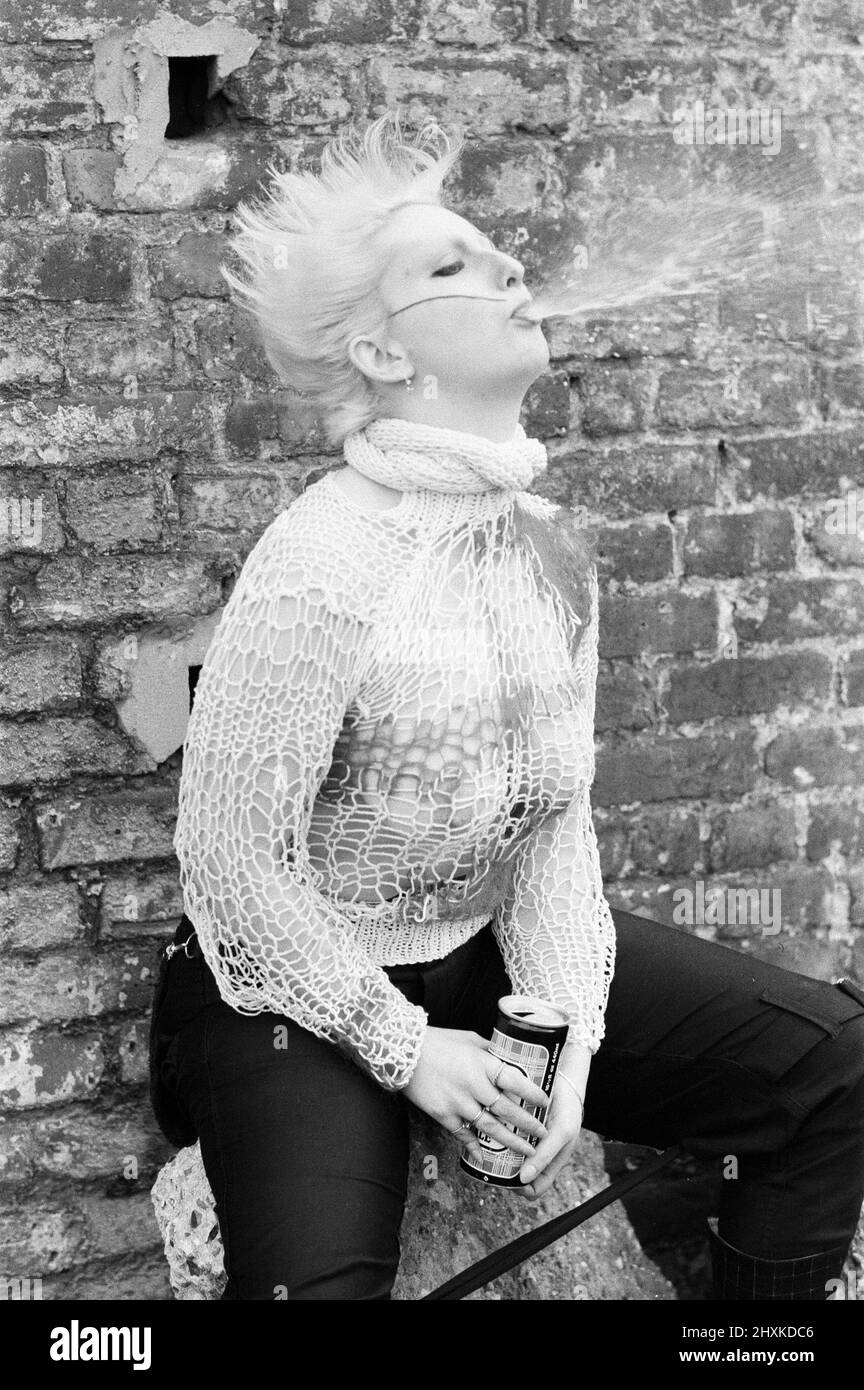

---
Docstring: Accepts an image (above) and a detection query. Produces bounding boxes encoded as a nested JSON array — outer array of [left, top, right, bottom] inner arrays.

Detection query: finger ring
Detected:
[[459, 1119, 472, 1130], [492, 1060, 507, 1087], [470, 1106, 487, 1128]]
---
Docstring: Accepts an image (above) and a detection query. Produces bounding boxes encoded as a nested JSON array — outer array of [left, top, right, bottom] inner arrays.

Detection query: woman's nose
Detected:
[[493, 251, 525, 291]]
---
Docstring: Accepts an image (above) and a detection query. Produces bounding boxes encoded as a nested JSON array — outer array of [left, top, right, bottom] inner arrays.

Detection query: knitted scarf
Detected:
[[342, 416, 549, 494]]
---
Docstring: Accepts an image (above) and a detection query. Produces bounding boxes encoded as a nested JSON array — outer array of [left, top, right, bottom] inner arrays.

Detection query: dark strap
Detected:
[[420, 1143, 685, 1300]]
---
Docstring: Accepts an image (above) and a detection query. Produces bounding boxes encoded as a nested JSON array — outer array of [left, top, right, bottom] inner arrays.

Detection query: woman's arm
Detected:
[[490, 565, 617, 1193], [174, 569, 429, 1093], [491, 565, 616, 1053]]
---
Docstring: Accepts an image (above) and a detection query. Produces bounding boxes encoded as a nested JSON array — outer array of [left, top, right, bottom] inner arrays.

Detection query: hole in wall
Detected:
[[165, 55, 234, 139], [188, 664, 202, 712]]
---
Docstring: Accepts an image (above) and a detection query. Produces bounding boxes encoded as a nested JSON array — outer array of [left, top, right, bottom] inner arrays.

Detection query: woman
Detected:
[[149, 113, 864, 1301]]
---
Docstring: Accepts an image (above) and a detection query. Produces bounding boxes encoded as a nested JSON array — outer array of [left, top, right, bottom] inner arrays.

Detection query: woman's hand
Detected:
[[516, 1042, 590, 1199], [402, 1025, 551, 1164], [515, 1080, 584, 1200]]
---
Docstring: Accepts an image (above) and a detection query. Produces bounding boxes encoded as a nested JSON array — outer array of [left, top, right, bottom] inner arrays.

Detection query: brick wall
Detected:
[[1, 0, 862, 1298]]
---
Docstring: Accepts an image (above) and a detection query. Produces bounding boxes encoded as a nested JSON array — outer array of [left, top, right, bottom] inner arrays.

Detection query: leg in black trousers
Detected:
[[153, 908, 864, 1300]]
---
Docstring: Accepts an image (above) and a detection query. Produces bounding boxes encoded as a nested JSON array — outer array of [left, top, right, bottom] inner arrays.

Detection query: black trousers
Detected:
[[150, 908, 864, 1300]]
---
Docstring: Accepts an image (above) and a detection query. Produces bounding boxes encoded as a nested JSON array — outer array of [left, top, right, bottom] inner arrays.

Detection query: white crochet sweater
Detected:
[[172, 419, 616, 1094], [156, 416, 618, 1296]]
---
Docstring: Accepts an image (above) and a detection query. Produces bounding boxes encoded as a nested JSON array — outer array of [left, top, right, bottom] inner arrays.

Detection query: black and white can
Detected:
[[460, 995, 569, 1187]]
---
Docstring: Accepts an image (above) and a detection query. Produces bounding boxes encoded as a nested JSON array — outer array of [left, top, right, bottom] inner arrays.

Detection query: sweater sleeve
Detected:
[[173, 519, 429, 1092], [490, 566, 616, 1052]]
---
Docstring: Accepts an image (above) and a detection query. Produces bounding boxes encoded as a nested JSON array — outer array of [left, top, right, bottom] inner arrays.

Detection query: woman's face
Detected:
[[370, 203, 549, 400]]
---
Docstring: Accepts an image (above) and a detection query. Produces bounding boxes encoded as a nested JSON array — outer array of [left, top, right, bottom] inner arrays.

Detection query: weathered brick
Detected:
[[544, 439, 717, 517], [683, 509, 794, 577], [0, 947, 155, 1027], [180, 474, 282, 534], [149, 232, 231, 301], [279, 0, 423, 42], [821, 361, 864, 415], [561, 133, 700, 205], [809, 504, 864, 567], [113, 1016, 151, 1086], [63, 471, 165, 551], [0, 637, 82, 713], [846, 649, 864, 707], [806, 797, 864, 861], [0, 311, 64, 392], [98, 866, 183, 938], [628, 805, 705, 876], [718, 280, 809, 344], [0, 0, 270, 41], [594, 522, 673, 583], [34, 786, 177, 870], [734, 578, 864, 644], [0, 1190, 161, 1272], [0, 234, 134, 303], [449, 138, 555, 219], [548, 292, 719, 364], [0, 717, 152, 788], [0, 1026, 104, 1109], [599, 591, 717, 658], [595, 663, 656, 731], [0, 144, 49, 217], [698, 866, 835, 941], [232, 48, 360, 129], [710, 801, 798, 872], [223, 393, 325, 456], [63, 317, 173, 386], [176, 302, 270, 384], [41, 1255, 172, 1301], [765, 723, 864, 790], [9, 554, 221, 628], [367, 53, 571, 137], [654, 361, 810, 430], [61, 148, 121, 210], [726, 428, 864, 501], [0, 881, 84, 952], [574, 362, 654, 437], [665, 651, 833, 723], [593, 809, 630, 879], [0, 392, 216, 467], [594, 725, 759, 805], [0, 1102, 172, 1184], [0, 801, 20, 872], [522, 370, 570, 439], [0, 476, 64, 555], [0, 47, 98, 133], [538, 0, 632, 42]]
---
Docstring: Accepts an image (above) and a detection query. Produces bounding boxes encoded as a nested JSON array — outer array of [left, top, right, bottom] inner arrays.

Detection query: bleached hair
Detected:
[[220, 111, 465, 445]]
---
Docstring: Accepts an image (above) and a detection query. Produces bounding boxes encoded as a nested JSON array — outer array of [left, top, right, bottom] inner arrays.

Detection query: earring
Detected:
[[403, 373, 415, 393]]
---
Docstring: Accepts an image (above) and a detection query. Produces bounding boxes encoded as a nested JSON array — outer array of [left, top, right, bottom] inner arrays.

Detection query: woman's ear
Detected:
[[348, 332, 413, 386]]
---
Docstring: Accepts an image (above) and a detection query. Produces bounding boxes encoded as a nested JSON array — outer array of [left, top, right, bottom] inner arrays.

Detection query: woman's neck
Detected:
[[374, 386, 525, 444]]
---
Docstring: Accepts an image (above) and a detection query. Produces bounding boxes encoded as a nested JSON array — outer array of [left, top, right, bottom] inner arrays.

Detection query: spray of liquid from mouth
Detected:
[[520, 140, 861, 327]]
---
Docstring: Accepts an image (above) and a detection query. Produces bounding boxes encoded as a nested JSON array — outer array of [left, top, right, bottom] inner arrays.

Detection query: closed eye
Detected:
[[432, 261, 465, 277]]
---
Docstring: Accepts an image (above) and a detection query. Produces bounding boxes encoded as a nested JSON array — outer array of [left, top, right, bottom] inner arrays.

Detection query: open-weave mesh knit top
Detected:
[[173, 415, 617, 1094]]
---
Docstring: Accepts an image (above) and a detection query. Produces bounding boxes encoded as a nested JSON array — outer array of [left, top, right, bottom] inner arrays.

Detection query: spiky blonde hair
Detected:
[[220, 111, 465, 445]]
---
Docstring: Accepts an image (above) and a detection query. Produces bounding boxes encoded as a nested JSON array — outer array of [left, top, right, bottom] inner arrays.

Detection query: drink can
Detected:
[[460, 994, 569, 1187]]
